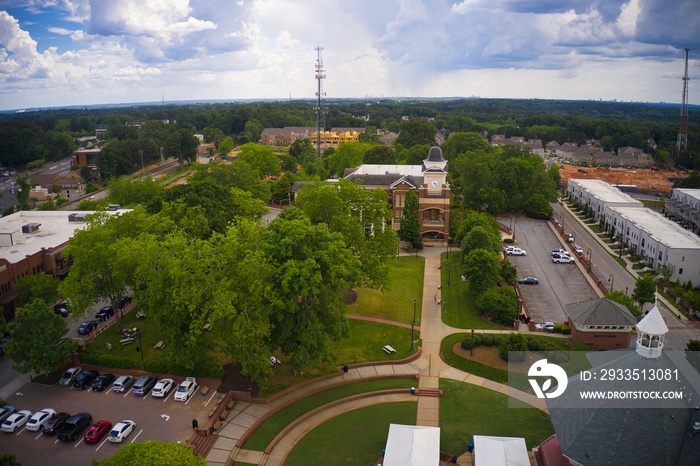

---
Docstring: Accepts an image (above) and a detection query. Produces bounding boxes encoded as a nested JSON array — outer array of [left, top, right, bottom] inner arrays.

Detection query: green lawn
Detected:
[[349, 256, 424, 324], [440, 379, 554, 455], [243, 378, 417, 451], [439, 333, 510, 384], [284, 402, 417, 466], [440, 253, 504, 330]]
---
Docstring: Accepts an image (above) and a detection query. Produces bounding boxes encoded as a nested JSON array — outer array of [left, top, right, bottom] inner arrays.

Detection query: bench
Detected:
[[200, 386, 210, 396], [219, 409, 229, 421], [211, 420, 222, 432], [154, 340, 166, 350], [383, 345, 396, 354], [208, 408, 216, 418], [120, 337, 134, 345], [135, 311, 145, 319], [226, 400, 235, 410], [203, 323, 212, 331]]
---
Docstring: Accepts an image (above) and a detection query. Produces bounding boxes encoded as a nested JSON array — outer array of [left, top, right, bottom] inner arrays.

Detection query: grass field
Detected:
[[349, 256, 424, 324], [243, 378, 417, 451], [439, 379, 554, 455], [283, 402, 417, 466], [439, 253, 505, 330]]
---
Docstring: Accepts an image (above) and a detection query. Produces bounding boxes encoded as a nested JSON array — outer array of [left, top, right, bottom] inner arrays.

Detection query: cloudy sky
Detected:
[[0, 0, 698, 110]]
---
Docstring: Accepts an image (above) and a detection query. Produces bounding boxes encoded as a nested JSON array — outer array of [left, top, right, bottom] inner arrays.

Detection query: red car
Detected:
[[83, 420, 112, 444]]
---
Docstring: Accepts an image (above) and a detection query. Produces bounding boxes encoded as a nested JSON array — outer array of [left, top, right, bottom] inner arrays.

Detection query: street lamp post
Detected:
[[448, 265, 451, 287], [587, 248, 592, 268], [470, 329, 474, 357], [134, 327, 144, 366], [608, 274, 614, 293], [139, 150, 145, 180], [411, 299, 416, 350]]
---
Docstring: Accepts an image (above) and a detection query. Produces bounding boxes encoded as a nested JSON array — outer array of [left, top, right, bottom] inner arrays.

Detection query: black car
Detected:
[[73, 370, 99, 390], [92, 374, 116, 392], [517, 276, 539, 285], [77, 321, 98, 335], [132, 374, 157, 396], [95, 306, 114, 322], [42, 412, 70, 435], [57, 412, 92, 442], [52, 303, 70, 317]]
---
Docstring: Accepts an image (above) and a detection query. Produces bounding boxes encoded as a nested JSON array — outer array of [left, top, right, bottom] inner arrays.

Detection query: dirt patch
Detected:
[[344, 288, 357, 305], [219, 363, 260, 396], [451, 342, 537, 374], [560, 165, 686, 195]]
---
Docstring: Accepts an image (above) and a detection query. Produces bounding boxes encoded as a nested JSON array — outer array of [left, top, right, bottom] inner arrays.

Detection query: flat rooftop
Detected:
[[0, 210, 127, 263], [568, 179, 643, 205], [608, 206, 700, 250], [673, 188, 700, 202], [347, 164, 423, 177]]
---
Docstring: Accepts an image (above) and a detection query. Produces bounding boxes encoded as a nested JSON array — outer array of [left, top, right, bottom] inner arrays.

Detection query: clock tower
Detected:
[[423, 147, 447, 192]]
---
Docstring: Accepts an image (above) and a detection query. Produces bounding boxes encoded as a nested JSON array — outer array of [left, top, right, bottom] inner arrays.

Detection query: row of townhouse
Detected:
[[664, 188, 700, 235], [568, 179, 700, 286], [557, 144, 653, 167]]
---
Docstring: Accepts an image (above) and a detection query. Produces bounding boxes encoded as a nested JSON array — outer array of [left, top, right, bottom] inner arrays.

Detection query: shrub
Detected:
[[503, 238, 515, 244], [461, 337, 474, 350], [81, 353, 137, 369], [473, 334, 482, 347], [493, 336, 504, 347], [499, 333, 527, 361], [554, 323, 571, 335], [527, 339, 540, 351], [555, 352, 569, 364], [481, 335, 493, 347]]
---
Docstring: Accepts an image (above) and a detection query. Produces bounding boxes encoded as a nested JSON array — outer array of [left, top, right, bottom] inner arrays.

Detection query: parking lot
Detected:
[[0, 376, 217, 465], [506, 215, 599, 324]]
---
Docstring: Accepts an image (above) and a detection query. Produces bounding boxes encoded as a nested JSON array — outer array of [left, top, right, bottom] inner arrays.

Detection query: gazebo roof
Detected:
[[636, 304, 669, 335]]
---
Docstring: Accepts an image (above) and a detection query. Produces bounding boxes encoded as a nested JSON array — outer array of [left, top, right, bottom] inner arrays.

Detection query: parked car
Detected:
[[42, 412, 70, 435], [92, 374, 116, 392], [517, 277, 539, 285], [151, 378, 174, 398], [132, 374, 157, 396], [84, 420, 112, 444], [57, 412, 92, 442], [535, 322, 556, 332], [108, 420, 135, 443], [95, 306, 114, 321], [0, 406, 16, 424], [551, 249, 570, 257], [2, 410, 32, 433], [574, 246, 584, 255], [112, 375, 134, 393], [73, 370, 99, 390], [552, 255, 575, 264], [568, 234, 575, 243], [52, 302, 70, 317], [506, 247, 527, 256], [77, 320, 98, 335], [503, 245, 516, 253], [26, 408, 56, 432], [59, 366, 82, 386], [174, 377, 198, 402]]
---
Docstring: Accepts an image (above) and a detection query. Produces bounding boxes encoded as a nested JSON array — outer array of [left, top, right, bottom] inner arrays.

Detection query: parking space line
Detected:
[[105, 388, 113, 394], [185, 388, 199, 405], [130, 428, 143, 444], [123, 389, 132, 398], [74, 438, 84, 448], [163, 391, 174, 402], [95, 437, 110, 451], [204, 391, 216, 407], [34, 431, 42, 440], [16, 427, 26, 436]]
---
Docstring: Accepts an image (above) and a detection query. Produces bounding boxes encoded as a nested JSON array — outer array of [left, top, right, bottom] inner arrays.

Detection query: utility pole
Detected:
[[314, 46, 326, 159], [676, 48, 690, 157]]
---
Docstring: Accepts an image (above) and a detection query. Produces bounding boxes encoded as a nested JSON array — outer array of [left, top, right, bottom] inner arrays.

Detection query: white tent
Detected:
[[474, 435, 529, 466], [382, 424, 440, 466]]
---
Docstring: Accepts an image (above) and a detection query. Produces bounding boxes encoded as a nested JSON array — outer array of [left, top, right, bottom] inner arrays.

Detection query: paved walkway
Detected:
[[213, 245, 546, 466]]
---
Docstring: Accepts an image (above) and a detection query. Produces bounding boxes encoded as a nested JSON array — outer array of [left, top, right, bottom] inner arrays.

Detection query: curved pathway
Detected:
[[212, 246, 546, 466]]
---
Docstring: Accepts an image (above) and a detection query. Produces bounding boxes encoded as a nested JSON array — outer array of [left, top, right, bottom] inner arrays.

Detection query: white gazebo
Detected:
[[635, 297, 669, 359], [473, 435, 529, 466], [382, 424, 440, 466]]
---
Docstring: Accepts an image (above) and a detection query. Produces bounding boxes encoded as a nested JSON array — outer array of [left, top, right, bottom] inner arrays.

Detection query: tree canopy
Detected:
[[92, 440, 207, 466]]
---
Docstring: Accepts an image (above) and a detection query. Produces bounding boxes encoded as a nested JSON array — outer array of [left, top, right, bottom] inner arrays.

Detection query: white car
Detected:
[[108, 420, 135, 443], [552, 255, 575, 264], [25, 408, 56, 432], [551, 249, 569, 257], [151, 378, 174, 398], [1, 410, 32, 433], [574, 246, 584, 255], [174, 377, 198, 402], [506, 247, 526, 256]]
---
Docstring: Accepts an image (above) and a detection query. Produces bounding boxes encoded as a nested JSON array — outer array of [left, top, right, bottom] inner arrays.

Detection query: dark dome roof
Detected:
[[427, 146, 444, 161]]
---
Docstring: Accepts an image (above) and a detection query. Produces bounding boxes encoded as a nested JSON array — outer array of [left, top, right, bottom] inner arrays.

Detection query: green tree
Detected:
[[499, 333, 527, 361], [0, 454, 22, 466], [4, 299, 73, 377], [460, 225, 501, 257], [403, 144, 431, 165], [218, 136, 234, 157], [441, 132, 491, 160], [108, 176, 163, 207], [92, 440, 207, 466], [476, 287, 519, 325], [262, 209, 362, 373], [395, 119, 437, 149], [399, 189, 421, 248], [632, 274, 657, 312], [499, 260, 517, 286], [606, 290, 641, 317], [289, 138, 315, 160], [14, 274, 58, 307], [523, 193, 553, 218], [15, 173, 31, 210], [463, 249, 501, 292], [244, 119, 264, 143], [547, 163, 562, 186], [454, 210, 498, 247], [237, 143, 281, 178], [163, 129, 199, 167], [363, 145, 397, 164], [358, 126, 379, 144], [326, 142, 373, 177]]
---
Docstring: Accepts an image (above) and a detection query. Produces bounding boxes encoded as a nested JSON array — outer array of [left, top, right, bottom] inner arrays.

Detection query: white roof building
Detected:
[[567, 179, 643, 221]]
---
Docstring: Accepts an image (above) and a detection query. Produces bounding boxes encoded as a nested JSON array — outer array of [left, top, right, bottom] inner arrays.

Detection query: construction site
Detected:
[[559, 164, 688, 195]]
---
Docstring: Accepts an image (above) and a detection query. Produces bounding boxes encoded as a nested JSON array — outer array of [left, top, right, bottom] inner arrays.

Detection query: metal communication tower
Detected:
[[676, 48, 690, 156], [314, 46, 326, 159]]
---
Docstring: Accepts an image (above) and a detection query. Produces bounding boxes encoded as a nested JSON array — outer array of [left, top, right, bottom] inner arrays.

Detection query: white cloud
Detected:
[[47, 27, 73, 35]]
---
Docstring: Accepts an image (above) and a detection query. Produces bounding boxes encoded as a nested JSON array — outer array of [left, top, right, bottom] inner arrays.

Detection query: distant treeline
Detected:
[[0, 98, 697, 171]]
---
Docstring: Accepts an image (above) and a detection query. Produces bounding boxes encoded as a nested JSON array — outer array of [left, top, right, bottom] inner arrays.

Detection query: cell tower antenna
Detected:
[[676, 48, 690, 156], [162, 93, 165, 105], [314, 46, 326, 159]]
